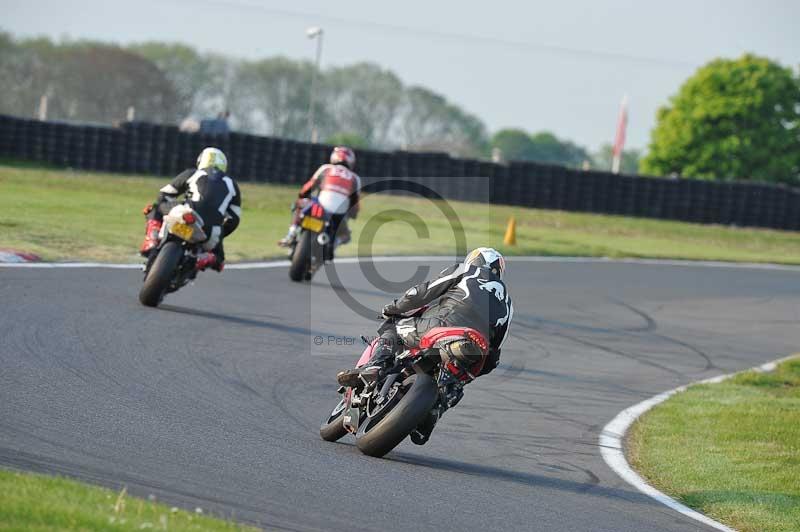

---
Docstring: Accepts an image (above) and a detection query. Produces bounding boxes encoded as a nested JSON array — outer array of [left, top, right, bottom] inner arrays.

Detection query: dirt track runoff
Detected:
[[2, 258, 799, 531]]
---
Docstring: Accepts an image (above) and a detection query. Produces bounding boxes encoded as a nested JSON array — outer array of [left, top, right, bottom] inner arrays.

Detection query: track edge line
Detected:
[[3, 255, 800, 271], [598, 354, 798, 532]]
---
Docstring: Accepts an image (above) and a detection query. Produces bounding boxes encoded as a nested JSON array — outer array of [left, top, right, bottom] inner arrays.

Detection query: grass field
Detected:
[[0, 468, 255, 531], [628, 357, 800, 532], [3, 164, 800, 263]]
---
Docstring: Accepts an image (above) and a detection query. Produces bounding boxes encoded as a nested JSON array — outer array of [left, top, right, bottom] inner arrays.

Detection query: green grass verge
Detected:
[[3, 164, 800, 263], [628, 357, 800, 532], [0, 468, 256, 531]]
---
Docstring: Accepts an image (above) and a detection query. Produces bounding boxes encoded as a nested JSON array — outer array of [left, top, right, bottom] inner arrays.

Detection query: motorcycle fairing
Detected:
[[160, 204, 207, 244], [356, 338, 379, 367]]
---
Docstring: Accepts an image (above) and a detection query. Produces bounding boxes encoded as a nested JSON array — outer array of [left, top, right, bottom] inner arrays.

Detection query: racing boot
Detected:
[[412, 382, 462, 445], [139, 219, 162, 256], [335, 365, 382, 388], [277, 225, 299, 247], [334, 220, 351, 247], [336, 343, 395, 388], [195, 252, 221, 272], [411, 408, 440, 445]]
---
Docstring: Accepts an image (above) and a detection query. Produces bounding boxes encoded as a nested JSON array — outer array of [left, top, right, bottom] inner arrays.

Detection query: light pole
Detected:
[[306, 26, 323, 143]]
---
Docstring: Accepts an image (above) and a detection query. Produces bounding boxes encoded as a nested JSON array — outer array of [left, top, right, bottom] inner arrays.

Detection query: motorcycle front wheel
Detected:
[[139, 241, 183, 307], [355, 373, 438, 458], [319, 397, 349, 442]]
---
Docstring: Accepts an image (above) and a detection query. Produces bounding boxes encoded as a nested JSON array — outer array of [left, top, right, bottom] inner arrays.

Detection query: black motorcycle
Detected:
[[320, 313, 489, 457]]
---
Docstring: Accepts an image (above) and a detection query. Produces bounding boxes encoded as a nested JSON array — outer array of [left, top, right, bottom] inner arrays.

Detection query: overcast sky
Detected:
[[5, 0, 799, 150]]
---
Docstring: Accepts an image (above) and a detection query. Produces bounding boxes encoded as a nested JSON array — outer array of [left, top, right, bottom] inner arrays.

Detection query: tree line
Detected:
[[0, 32, 622, 169], [0, 34, 490, 157], [3, 32, 796, 183]]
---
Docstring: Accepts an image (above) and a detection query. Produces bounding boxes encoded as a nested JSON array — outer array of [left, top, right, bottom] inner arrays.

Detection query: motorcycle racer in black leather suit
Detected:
[[139, 147, 241, 272], [336, 248, 513, 442]]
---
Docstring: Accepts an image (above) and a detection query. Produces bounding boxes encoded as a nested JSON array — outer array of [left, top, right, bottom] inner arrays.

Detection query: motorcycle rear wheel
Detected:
[[355, 373, 438, 458], [289, 231, 313, 282], [139, 241, 182, 307]]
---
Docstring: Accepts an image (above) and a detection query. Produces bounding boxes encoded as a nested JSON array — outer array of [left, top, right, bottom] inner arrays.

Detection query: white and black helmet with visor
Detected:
[[463, 247, 506, 278]]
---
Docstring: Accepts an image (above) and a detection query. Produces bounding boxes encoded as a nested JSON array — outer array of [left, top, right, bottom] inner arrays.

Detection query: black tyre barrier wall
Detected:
[[2, 114, 799, 230]]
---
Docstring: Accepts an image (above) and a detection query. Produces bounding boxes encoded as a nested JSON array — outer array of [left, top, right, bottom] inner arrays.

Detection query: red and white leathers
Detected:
[[279, 163, 361, 247], [299, 163, 361, 215]]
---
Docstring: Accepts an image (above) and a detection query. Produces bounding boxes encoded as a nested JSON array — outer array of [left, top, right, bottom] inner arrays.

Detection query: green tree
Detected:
[[641, 54, 800, 183], [491, 129, 589, 167], [325, 132, 369, 148], [128, 42, 225, 119], [0, 32, 40, 117], [491, 129, 537, 161], [14, 37, 181, 123], [592, 143, 642, 174], [322, 63, 404, 147], [399, 86, 488, 156], [229, 57, 316, 138], [529, 131, 590, 167], [441, 105, 489, 157]]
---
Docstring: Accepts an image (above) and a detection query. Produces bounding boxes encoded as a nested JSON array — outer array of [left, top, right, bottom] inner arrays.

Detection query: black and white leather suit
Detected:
[[147, 167, 241, 261], [375, 263, 513, 376]]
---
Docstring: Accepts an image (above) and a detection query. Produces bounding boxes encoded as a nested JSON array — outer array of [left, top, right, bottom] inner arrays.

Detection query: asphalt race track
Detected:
[[2, 259, 799, 531]]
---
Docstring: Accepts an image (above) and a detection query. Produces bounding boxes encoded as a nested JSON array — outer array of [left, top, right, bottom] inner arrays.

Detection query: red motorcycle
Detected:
[[319, 312, 489, 457]]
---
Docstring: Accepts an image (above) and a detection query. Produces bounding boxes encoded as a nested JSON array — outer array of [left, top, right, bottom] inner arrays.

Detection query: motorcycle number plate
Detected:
[[301, 216, 324, 232], [343, 404, 360, 433], [170, 222, 193, 240]]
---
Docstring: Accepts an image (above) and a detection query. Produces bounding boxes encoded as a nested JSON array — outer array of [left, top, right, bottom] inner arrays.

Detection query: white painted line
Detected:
[[3, 255, 800, 272], [599, 354, 798, 532], [0, 262, 143, 269], [0, 256, 454, 270], [226, 260, 290, 270], [509, 256, 800, 272], [226, 256, 454, 269]]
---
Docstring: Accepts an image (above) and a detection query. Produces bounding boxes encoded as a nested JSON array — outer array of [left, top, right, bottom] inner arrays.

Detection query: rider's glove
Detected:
[[381, 301, 400, 318]]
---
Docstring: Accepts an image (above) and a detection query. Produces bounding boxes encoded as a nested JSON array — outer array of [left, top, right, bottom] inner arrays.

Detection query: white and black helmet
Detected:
[[196, 147, 228, 172], [463, 247, 506, 278]]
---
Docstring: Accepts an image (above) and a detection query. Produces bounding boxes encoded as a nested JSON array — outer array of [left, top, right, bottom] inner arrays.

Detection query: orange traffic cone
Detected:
[[503, 217, 517, 246]]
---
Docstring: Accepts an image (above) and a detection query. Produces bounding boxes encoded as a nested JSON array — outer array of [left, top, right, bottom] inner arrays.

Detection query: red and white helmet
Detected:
[[330, 146, 356, 170]]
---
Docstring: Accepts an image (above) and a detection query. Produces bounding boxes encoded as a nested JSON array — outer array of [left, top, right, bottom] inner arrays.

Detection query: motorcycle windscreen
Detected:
[[355, 338, 379, 367]]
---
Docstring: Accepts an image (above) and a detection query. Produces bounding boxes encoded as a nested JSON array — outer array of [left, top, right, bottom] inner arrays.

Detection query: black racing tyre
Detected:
[[139, 241, 182, 307], [289, 231, 313, 282], [355, 373, 438, 458], [319, 398, 349, 442]]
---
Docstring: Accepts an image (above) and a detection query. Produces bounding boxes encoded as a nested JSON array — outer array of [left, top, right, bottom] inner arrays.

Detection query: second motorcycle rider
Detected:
[[278, 146, 361, 248]]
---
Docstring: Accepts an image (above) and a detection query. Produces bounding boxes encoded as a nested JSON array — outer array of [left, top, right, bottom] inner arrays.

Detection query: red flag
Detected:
[[612, 94, 628, 174]]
